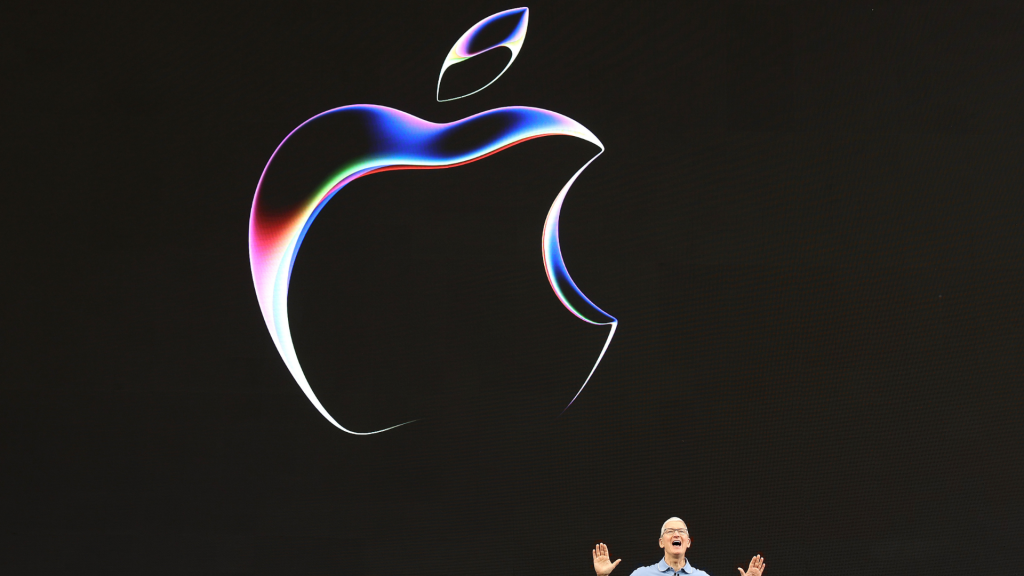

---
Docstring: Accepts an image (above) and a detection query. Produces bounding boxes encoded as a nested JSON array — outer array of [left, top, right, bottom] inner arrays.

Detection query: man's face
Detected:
[[659, 520, 690, 556]]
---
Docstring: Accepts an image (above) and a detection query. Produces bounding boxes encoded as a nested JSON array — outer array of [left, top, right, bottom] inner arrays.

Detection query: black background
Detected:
[[4, 1, 1023, 574]]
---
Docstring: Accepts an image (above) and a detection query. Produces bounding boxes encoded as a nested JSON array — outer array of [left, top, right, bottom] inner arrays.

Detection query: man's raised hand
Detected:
[[737, 554, 766, 576], [592, 543, 621, 575]]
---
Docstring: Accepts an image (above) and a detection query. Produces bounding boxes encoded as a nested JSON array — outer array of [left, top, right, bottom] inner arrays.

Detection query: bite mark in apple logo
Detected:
[[248, 7, 617, 434]]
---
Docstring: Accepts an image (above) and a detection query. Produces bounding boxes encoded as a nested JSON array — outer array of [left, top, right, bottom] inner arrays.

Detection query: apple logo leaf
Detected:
[[437, 7, 529, 101]]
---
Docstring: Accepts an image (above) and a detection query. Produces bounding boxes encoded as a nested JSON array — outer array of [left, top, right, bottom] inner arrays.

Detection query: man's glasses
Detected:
[[662, 528, 689, 536]]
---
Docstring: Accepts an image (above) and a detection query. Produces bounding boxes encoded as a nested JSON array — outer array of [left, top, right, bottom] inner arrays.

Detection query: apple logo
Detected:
[[249, 7, 616, 434]]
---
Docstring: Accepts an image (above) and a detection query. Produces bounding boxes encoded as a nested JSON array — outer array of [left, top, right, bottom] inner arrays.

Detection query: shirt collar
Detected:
[[657, 558, 693, 573]]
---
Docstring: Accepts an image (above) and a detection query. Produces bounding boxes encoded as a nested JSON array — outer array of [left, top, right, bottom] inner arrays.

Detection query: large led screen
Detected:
[[4, 2, 1022, 575]]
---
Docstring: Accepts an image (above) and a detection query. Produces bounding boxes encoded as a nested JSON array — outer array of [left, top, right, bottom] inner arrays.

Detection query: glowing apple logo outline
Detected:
[[249, 7, 616, 434]]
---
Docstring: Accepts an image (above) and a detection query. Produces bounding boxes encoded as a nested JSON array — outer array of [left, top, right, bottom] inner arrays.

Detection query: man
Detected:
[[592, 517, 766, 576]]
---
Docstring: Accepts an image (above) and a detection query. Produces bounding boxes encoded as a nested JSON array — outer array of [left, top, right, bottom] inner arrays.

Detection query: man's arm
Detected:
[[593, 543, 622, 575]]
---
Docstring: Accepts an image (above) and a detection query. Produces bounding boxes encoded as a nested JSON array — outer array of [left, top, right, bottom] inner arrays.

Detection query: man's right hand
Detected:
[[592, 542, 621, 575]]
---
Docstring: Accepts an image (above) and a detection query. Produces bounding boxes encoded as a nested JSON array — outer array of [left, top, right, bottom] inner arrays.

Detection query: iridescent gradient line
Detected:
[[250, 104, 616, 433], [437, 7, 529, 101]]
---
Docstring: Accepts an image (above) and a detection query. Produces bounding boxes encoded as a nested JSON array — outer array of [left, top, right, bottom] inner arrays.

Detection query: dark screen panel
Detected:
[[3, 2, 1022, 575]]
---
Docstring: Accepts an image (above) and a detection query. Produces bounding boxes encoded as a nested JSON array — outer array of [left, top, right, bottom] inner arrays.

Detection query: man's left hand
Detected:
[[737, 554, 765, 576]]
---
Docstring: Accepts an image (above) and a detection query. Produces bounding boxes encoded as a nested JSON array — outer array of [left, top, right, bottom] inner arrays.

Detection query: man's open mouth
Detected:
[[672, 539, 682, 547]]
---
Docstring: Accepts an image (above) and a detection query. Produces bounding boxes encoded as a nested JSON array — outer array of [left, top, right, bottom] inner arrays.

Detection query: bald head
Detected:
[[661, 517, 687, 537]]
